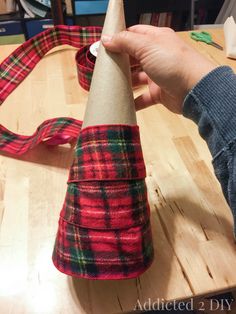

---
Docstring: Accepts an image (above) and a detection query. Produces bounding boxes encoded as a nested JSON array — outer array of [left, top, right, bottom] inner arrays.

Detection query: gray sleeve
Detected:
[[183, 66, 236, 238]]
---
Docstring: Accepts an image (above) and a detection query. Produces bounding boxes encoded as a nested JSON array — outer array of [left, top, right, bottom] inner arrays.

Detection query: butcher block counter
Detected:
[[0, 28, 236, 313]]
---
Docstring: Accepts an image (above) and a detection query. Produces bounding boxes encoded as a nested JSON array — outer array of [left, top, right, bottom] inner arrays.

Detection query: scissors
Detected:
[[190, 31, 223, 50]]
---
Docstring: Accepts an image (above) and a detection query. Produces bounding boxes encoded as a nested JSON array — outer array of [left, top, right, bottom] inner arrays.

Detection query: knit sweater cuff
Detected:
[[183, 66, 236, 158]]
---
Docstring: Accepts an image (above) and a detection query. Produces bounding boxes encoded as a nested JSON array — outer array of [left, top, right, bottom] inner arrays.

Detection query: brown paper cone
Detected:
[[82, 0, 137, 128]]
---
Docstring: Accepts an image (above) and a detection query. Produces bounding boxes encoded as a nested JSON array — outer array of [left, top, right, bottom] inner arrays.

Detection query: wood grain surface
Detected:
[[0, 29, 236, 314]]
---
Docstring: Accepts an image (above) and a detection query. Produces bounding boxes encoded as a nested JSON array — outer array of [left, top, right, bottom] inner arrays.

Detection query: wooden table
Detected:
[[1, 29, 236, 314]]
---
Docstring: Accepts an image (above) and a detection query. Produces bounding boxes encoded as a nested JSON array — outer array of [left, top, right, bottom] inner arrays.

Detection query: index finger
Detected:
[[128, 24, 174, 36]]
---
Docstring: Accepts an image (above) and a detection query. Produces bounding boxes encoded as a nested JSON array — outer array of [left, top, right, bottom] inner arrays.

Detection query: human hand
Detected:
[[102, 25, 217, 113]]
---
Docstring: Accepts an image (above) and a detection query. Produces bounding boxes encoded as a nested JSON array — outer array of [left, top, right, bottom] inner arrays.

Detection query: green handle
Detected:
[[190, 31, 212, 44]]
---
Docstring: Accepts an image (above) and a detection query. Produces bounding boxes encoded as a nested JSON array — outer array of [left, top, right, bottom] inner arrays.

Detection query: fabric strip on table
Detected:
[[0, 25, 141, 154]]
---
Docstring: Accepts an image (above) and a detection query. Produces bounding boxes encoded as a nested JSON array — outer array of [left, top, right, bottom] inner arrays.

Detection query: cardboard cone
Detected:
[[0, 2, 153, 280], [82, 0, 137, 128], [52, 0, 154, 280]]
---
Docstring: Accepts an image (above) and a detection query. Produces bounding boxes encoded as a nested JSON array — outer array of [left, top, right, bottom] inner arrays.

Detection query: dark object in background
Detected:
[[51, 0, 64, 24], [124, 0, 193, 30], [195, 0, 224, 25]]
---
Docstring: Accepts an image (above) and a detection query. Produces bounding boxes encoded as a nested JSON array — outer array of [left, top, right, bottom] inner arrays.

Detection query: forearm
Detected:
[[183, 66, 236, 238]]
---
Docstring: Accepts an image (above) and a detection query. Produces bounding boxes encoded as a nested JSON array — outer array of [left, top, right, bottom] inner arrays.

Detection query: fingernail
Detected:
[[101, 35, 112, 43]]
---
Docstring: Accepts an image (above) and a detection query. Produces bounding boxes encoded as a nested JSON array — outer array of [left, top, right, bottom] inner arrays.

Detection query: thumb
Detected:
[[101, 31, 149, 59]]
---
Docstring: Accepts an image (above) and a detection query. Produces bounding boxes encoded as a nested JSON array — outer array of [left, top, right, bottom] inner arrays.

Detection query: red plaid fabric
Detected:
[[0, 25, 141, 154], [0, 25, 102, 104], [75, 45, 141, 91], [0, 118, 82, 155], [0, 25, 102, 154], [0, 26, 154, 279], [52, 125, 154, 280], [68, 125, 146, 181]]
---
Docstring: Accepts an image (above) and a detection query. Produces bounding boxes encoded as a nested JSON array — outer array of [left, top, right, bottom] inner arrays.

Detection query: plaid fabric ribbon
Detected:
[[0, 25, 102, 155], [0, 25, 141, 155], [0, 26, 154, 279], [0, 25, 102, 102], [75, 45, 141, 91], [53, 125, 154, 279]]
